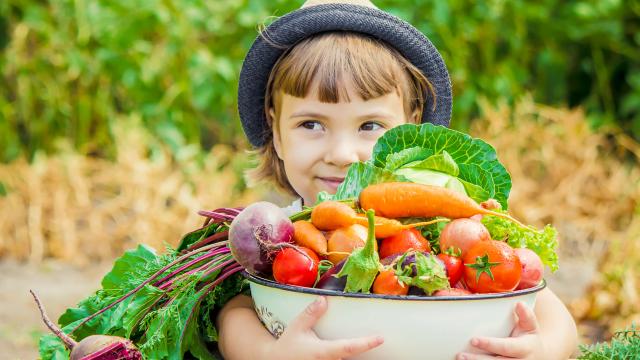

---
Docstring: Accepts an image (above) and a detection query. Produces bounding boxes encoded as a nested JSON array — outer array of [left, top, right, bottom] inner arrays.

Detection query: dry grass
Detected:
[[470, 97, 640, 339], [0, 118, 262, 264]]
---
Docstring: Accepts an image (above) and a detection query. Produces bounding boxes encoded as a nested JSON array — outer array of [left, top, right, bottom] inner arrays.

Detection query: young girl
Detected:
[[218, 1, 578, 359]]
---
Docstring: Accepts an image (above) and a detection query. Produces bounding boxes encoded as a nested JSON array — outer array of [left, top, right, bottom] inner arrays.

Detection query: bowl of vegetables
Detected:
[[225, 124, 559, 360], [229, 182, 553, 360]]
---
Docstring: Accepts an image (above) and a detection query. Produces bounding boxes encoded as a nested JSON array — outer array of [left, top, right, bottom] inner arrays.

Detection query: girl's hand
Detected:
[[456, 302, 548, 360], [264, 296, 384, 360]]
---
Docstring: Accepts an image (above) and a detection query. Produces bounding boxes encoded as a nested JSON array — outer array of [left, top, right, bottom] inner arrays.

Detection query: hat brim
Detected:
[[238, 3, 452, 148]]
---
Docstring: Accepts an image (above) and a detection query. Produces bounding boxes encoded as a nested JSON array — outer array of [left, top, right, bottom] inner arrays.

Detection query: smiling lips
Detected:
[[317, 177, 345, 191]]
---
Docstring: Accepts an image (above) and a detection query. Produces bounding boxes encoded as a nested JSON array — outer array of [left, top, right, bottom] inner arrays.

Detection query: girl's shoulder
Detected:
[[281, 198, 303, 216]]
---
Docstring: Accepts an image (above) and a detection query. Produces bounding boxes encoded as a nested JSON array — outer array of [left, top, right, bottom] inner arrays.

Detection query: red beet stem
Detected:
[[183, 231, 230, 253], [153, 246, 230, 287], [159, 253, 234, 291], [30, 290, 77, 350], [69, 243, 218, 336], [178, 265, 244, 345], [197, 210, 235, 221]]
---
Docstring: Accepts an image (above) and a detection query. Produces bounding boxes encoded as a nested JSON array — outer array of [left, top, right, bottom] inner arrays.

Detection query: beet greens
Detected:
[[39, 208, 247, 360]]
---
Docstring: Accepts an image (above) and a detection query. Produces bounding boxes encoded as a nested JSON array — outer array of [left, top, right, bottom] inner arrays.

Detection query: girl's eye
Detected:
[[300, 121, 323, 131], [360, 121, 384, 132]]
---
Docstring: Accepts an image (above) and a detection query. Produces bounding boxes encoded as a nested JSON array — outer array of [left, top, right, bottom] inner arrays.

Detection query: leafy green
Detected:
[[38, 244, 247, 360], [177, 222, 225, 252], [336, 210, 381, 293], [481, 212, 559, 272], [327, 162, 409, 201], [372, 123, 512, 209], [400, 252, 450, 295], [578, 324, 640, 360], [384, 147, 433, 171], [406, 151, 459, 176]]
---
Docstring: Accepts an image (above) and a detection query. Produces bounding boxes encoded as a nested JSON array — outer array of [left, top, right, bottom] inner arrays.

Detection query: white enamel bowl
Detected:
[[246, 273, 545, 360]]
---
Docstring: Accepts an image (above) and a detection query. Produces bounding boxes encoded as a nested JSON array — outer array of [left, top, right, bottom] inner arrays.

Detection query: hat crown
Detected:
[[302, 0, 377, 9]]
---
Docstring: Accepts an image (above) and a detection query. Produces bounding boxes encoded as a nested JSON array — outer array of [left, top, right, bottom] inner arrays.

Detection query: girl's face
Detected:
[[272, 81, 414, 205]]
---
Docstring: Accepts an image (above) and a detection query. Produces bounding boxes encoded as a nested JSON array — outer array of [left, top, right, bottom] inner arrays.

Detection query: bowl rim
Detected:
[[244, 271, 546, 301]]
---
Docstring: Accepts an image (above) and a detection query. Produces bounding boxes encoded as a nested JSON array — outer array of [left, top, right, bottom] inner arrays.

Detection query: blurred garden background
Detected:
[[1, 0, 639, 358]]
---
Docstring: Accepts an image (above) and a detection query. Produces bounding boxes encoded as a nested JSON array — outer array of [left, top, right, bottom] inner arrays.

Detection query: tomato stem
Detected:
[[465, 253, 501, 282]]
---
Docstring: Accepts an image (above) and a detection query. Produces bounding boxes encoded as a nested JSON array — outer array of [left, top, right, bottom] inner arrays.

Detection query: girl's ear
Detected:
[[410, 110, 420, 124], [269, 108, 284, 160]]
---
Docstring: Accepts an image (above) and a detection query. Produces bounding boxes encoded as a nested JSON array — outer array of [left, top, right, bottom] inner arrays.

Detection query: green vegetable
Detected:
[[403, 252, 450, 295], [578, 324, 640, 360], [323, 123, 512, 208], [372, 123, 511, 208], [39, 215, 249, 360], [481, 211, 559, 272], [336, 210, 381, 293]]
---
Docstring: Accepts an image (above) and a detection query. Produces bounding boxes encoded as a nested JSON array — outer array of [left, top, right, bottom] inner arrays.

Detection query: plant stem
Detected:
[[153, 247, 230, 287], [30, 290, 77, 350], [69, 243, 218, 335]]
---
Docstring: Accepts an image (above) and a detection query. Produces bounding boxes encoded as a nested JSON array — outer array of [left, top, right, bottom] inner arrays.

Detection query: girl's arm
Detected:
[[217, 294, 275, 358], [534, 288, 579, 358], [217, 294, 384, 360]]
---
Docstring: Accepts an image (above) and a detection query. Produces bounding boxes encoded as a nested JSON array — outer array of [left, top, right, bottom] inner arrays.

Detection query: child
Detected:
[[218, 1, 578, 359]]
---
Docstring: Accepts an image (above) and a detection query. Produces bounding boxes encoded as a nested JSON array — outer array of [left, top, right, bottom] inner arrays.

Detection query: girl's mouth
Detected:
[[317, 177, 345, 191]]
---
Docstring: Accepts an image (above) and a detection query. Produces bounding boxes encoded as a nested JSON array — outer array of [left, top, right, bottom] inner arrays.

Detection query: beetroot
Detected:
[[31, 290, 141, 360], [229, 201, 295, 275]]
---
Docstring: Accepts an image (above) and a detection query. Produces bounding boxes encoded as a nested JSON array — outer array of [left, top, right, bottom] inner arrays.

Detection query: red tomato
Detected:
[[379, 228, 430, 259], [272, 247, 320, 287], [372, 269, 409, 296], [463, 240, 521, 293], [437, 252, 463, 287]]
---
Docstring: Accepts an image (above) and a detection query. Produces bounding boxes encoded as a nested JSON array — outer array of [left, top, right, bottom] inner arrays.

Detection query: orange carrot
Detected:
[[292, 220, 328, 256], [312, 200, 447, 237], [352, 214, 448, 238], [311, 201, 357, 231], [326, 224, 372, 264], [359, 182, 526, 228]]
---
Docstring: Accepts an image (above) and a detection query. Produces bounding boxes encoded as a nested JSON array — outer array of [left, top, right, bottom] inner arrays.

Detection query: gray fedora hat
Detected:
[[238, 1, 452, 148]]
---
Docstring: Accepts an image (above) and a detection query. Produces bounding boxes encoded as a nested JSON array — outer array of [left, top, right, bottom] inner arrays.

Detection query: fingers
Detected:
[[514, 302, 538, 333], [321, 335, 384, 359], [466, 336, 532, 358], [288, 296, 328, 332], [456, 352, 512, 360]]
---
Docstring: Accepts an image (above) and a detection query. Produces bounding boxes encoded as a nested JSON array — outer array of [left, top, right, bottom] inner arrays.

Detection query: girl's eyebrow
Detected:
[[289, 111, 328, 119], [357, 111, 396, 120]]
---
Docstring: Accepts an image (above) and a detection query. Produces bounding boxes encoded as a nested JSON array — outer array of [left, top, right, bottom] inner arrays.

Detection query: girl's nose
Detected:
[[323, 136, 360, 168]]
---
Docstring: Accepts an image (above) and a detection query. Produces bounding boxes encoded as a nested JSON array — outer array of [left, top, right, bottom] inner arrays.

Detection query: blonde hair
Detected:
[[246, 31, 436, 196]]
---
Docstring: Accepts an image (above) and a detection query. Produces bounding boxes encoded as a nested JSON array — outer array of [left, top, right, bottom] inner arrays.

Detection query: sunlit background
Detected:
[[1, 0, 639, 358]]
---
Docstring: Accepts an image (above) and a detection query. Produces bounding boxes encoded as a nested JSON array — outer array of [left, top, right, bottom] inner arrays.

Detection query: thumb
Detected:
[[514, 302, 538, 334], [288, 296, 328, 333]]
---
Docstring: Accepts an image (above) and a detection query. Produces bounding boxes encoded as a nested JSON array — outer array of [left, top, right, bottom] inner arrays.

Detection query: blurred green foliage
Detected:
[[0, 0, 639, 162]]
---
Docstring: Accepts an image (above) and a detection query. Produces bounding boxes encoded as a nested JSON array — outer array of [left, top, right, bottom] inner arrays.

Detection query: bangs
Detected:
[[268, 32, 424, 107]]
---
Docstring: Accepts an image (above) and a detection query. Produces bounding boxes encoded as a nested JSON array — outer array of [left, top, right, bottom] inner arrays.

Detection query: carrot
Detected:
[[359, 182, 526, 228], [311, 201, 357, 231], [312, 200, 447, 237], [352, 214, 448, 238], [327, 224, 373, 264], [292, 220, 328, 256]]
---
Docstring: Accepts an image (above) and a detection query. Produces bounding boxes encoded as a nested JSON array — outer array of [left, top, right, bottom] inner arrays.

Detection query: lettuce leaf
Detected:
[[481, 213, 559, 271]]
